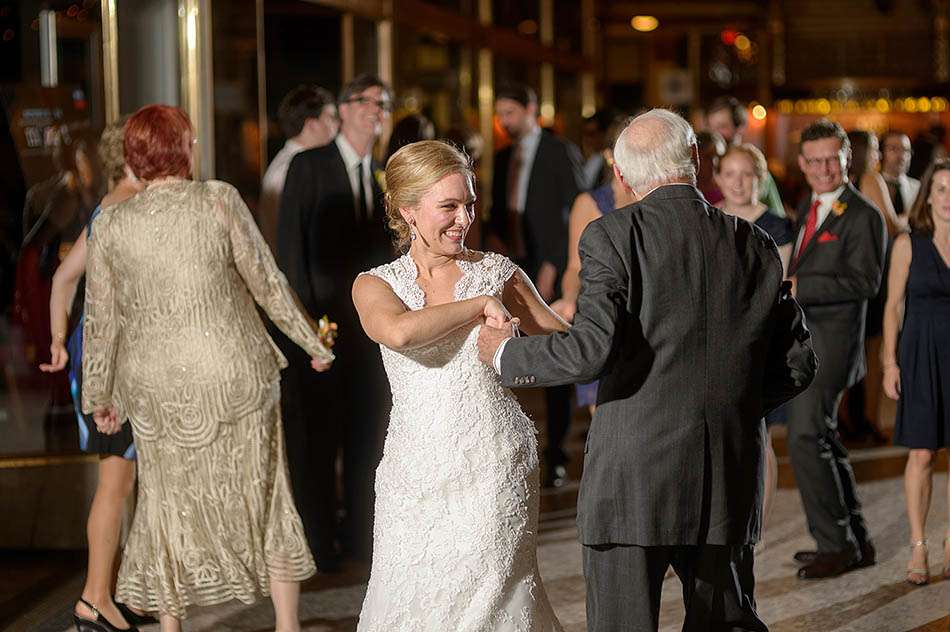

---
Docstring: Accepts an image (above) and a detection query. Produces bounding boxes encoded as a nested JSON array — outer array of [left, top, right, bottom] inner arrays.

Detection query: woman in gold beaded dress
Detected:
[[81, 105, 334, 632]]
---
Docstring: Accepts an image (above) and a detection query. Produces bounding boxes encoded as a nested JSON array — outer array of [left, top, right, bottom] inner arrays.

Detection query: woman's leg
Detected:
[[159, 614, 182, 632], [904, 449, 934, 580], [75, 455, 136, 626], [270, 579, 302, 632]]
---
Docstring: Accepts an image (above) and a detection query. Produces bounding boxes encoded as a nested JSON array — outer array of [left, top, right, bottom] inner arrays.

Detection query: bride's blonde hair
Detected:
[[384, 140, 474, 251]]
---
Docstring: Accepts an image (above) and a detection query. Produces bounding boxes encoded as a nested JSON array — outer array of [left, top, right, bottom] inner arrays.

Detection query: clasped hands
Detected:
[[477, 297, 518, 367]]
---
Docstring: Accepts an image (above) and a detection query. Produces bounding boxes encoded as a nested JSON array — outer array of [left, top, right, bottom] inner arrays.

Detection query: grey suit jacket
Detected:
[[500, 185, 817, 546]]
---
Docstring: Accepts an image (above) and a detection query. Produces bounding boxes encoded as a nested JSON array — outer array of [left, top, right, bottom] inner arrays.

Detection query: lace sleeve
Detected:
[[485, 252, 519, 292], [223, 185, 334, 362], [81, 214, 118, 413]]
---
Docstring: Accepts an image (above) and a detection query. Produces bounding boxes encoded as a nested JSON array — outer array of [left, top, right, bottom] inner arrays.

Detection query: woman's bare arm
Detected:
[[39, 232, 88, 372], [353, 274, 505, 350], [881, 234, 911, 399], [553, 193, 601, 321], [861, 171, 906, 236], [503, 268, 569, 336]]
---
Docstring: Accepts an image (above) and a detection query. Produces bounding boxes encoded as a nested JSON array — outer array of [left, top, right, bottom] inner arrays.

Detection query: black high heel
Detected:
[[115, 601, 158, 626], [73, 597, 139, 632]]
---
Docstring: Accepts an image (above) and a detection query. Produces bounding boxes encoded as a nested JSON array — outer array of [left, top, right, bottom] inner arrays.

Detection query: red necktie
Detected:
[[794, 199, 820, 264]]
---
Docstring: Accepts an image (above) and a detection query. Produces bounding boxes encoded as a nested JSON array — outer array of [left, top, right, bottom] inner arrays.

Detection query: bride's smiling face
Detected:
[[402, 172, 476, 256]]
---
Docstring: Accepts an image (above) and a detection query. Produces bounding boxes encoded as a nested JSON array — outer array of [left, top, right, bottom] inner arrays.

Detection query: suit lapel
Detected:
[[793, 184, 853, 270], [524, 132, 548, 214]]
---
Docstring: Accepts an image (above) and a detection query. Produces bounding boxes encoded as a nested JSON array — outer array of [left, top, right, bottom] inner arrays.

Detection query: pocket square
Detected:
[[817, 231, 839, 243]]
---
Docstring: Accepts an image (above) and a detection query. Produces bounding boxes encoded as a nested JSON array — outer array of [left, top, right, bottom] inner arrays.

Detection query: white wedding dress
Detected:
[[356, 251, 563, 632]]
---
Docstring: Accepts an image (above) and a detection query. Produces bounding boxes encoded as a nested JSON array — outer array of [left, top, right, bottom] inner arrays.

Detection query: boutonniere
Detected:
[[831, 200, 847, 217], [374, 168, 387, 193], [817, 231, 839, 243]]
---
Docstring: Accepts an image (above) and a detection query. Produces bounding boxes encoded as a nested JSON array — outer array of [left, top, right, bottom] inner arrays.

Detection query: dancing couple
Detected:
[[353, 108, 816, 631]]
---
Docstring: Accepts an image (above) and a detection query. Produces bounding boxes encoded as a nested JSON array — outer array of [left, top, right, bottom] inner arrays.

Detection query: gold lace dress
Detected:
[[81, 179, 334, 618]]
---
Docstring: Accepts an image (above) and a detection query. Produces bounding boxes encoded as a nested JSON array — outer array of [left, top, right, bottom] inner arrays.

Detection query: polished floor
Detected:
[[4, 470, 946, 632]]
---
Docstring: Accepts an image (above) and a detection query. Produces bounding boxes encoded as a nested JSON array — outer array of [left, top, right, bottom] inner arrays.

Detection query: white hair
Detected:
[[613, 108, 698, 192]]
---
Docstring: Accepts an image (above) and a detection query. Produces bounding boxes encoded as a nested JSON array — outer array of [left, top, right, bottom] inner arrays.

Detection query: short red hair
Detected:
[[124, 104, 193, 181]]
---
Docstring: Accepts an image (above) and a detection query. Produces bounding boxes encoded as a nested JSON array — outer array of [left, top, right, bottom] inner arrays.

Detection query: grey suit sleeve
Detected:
[[763, 280, 819, 413], [500, 220, 626, 387]]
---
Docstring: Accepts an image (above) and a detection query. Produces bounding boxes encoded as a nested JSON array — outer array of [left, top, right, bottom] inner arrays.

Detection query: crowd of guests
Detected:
[[33, 74, 949, 630]]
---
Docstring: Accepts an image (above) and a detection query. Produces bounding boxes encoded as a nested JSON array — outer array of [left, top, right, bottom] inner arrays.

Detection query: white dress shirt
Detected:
[[884, 173, 921, 213], [258, 139, 304, 251], [794, 184, 846, 256], [335, 134, 375, 218], [512, 125, 543, 214]]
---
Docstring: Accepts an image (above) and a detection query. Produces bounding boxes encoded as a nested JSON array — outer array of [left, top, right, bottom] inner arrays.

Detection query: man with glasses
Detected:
[[880, 130, 920, 216], [276, 74, 393, 569], [787, 119, 886, 579]]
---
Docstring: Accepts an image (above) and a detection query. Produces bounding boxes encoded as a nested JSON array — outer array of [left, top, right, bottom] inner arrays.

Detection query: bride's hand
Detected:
[[483, 296, 512, 329]]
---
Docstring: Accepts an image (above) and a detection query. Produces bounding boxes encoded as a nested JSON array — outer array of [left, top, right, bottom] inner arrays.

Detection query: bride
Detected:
[[352, 140, 567, 631]]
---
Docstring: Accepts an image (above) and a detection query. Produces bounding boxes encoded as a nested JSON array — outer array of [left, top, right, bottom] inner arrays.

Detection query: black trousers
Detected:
[[786, 383, 869, 553], [544, 384, 572, 468], [583, 543, 768, 632], [279, 337, 388, 564]]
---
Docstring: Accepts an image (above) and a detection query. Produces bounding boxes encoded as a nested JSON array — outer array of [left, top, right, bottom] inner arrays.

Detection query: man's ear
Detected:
[[691, 143, 701, 175], [613, 164, 638, 200]]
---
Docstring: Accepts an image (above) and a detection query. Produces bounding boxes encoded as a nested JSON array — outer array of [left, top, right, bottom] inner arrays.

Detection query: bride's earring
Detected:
[[409, 219, 417, 241]]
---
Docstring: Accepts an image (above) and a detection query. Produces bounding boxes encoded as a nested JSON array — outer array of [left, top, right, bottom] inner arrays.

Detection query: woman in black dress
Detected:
[[882, 158, 950, 585]]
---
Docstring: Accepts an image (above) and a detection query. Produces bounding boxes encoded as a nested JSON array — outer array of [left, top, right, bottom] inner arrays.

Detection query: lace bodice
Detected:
[[356, 251, 563, 632]]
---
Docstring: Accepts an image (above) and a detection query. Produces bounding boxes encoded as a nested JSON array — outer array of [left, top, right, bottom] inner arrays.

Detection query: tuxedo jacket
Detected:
[[789, 183, 886, 390], [276, 141, 391, 320], [489, 131, 583, 278], [499, 185, 817, 546]]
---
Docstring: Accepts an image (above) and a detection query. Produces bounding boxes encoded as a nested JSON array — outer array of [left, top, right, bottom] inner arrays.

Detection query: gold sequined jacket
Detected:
[[81, 179, 333, 447]]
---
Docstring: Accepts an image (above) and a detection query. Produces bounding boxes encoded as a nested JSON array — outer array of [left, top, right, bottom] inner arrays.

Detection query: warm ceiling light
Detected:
[[734, 34, 751, 51], [752, 104, 767, 120], [631, 15, 659, 32]]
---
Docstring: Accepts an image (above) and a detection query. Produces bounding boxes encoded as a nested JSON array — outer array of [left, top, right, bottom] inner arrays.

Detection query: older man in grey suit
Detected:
[[478, 109, 818, 632]]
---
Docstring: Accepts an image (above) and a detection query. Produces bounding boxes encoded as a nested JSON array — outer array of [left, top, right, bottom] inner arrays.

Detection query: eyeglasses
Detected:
[[342, 96, 393, 112], [802, 155, 842, 168]]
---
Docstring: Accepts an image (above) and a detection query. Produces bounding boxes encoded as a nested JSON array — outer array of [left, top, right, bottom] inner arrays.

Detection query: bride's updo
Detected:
[[384, 139, 473, 250]]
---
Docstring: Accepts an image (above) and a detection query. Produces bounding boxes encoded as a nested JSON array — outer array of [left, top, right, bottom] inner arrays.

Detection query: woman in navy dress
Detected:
[[39, 118, 148, 631], [714, 143, 794, 533], [882, 158, 950, 585], [551, 116, 635, 413]]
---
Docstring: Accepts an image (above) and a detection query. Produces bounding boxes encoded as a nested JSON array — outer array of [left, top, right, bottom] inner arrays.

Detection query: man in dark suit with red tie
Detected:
[[276, 74, 394, 568], [787, 119, 886, 579]]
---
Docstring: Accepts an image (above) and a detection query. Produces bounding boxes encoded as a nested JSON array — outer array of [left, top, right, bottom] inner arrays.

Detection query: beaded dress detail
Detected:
[[356, 251, 563, 632]]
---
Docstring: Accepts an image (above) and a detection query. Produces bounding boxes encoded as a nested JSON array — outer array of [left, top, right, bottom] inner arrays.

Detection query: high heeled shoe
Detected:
[[115, 600, 158, 626], [73, 597, 138, 632], [905, 539, 929, 586]]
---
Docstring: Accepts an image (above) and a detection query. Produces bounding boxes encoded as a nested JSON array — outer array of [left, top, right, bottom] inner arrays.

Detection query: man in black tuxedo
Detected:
[[487, 83, 584, 487], [787, 119, 886, 579], [477, 109, 817, 630], [276, 74, 394, 568]]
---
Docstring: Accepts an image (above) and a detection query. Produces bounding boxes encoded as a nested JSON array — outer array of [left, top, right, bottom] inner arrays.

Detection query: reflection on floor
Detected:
[[7, 471, 947, 632]]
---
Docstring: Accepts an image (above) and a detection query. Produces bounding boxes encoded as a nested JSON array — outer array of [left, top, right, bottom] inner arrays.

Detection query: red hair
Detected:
[[124, 105, 193, 181]]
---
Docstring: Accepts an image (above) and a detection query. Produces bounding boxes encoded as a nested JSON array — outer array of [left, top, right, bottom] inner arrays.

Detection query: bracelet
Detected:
[[882, 362, 898, 370], [53, 331, 66, 343]]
